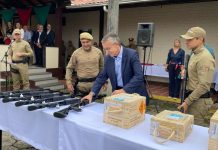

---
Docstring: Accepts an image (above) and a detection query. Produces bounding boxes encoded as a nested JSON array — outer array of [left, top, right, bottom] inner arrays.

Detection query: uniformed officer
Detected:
[[8, 29, 33, 90], [127, 37, 137, 50], [178, 27, 215, 126], [65, 32, 104, 95]]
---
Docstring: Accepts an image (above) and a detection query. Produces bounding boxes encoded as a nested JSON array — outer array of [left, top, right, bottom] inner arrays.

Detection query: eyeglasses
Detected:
[[103, 47, 112, 51]]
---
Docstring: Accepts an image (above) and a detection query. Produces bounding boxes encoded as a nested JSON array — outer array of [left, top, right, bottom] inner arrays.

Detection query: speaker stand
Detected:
[[142, 46, 152, 97], [142, 46, 147, 75], [142, 46, 158, 112]]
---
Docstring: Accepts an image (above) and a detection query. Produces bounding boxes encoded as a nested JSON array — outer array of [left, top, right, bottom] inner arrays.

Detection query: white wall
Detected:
[[62, 11, 100, 48], [0, 45, 11, 72], [118, 1, 218, 65], [62, 1, 218, 65]]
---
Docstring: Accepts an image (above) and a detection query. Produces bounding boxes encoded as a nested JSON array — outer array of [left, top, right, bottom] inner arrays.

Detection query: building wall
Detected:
[[62, 11, 100, 48], [61, 1, 218, 65], [118, 1, 218, 65]]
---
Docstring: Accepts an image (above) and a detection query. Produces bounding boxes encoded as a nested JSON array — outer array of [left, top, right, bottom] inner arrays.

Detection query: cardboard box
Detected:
[[103, 93, 146, 128], [208, 110, 218, 150], [150, 110, 194, 143]]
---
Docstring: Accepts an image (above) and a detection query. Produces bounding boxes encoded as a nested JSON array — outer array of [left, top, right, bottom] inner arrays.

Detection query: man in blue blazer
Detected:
[[31, 24, 46, 66], [82, 33, 149, 105]]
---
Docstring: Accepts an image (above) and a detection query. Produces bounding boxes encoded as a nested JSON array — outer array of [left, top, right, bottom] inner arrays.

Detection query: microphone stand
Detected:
[[0, 41, 13, 91]]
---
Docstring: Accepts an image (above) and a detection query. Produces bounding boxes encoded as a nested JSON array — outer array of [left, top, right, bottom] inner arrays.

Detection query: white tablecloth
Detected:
[[143, 65, 168, 78], [0, 100, 60, 150], [59, 103, 209, 150], [0, 101, 209, 150], [144, 65, 218, 91]]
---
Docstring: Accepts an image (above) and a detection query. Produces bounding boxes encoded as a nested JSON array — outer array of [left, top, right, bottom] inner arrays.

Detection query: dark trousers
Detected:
[[34, 46, 43, 67], [168, 64, 181, 98]]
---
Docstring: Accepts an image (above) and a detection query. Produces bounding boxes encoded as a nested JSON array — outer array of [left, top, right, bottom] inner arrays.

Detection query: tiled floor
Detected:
[[147, 81, 169, 97], [148, 81, 218, 103]]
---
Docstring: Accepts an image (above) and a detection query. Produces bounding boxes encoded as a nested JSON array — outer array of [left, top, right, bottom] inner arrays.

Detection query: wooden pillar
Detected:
[[106, 0, 120, 96], [107, 0, 119, 34], [99, 7, 104, 48], [55, 6, 63, 69]]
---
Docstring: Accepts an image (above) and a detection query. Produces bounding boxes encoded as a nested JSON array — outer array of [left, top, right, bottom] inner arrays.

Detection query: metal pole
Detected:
[[0, 130, 2, 150], [5, 52, 8, 91]]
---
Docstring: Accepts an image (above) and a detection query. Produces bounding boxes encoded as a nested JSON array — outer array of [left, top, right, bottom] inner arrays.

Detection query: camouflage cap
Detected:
[[180, 27, 206, 39], [128, 37, 134, 41], [13, 29, 21, 35], [80, 32, 93, 40]]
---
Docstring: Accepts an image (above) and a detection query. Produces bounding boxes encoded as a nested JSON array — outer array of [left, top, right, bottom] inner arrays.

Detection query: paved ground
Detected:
[[2, 132, 36, 150]]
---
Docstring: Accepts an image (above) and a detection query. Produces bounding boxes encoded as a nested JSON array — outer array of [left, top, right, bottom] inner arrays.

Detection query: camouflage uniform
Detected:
[[9, 39, 33, 90], [186, 46, 215, 126], [65, 46, 104, 94]]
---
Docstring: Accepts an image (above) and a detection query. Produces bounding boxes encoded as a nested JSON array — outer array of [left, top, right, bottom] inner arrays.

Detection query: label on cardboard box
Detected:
[[112, 95, 131, 101], [167, 113, 185, 120], [209, 122, 218, 139], [104, 102, 122, 111]]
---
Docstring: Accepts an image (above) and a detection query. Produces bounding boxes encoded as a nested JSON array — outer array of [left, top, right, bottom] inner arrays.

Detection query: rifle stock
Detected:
[[53, 99, 89, 118], [53, 94, 106, 118]]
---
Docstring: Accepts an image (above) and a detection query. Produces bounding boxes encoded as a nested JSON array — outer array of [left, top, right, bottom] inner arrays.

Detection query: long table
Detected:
[[0, 100, 209, 150], [0, 100, 60, 150]]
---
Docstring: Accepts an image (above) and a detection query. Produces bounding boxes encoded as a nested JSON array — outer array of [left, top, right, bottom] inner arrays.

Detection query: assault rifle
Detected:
[[28, 97, 80, 111], [53, 94, 107, 118], [180, 54, 190, 104], [53, 99, 89, 118], [15, 94, 71, 107], [0, 89, 48, 98], [2, 91, 60, 103]]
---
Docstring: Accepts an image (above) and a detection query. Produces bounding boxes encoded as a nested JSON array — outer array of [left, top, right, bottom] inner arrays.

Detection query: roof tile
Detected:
[[71, 0, 108, 5]]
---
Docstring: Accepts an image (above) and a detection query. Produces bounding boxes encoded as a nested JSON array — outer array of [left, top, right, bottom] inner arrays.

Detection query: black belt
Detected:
[[185, 90, 210, 99], [169, 62, 181, 65], [12, 60, 27, 64], [78, 77, 96, 82]]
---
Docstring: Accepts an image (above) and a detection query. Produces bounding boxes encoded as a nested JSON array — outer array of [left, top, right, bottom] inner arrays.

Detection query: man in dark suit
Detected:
[[32, 24, 46, 66], [82, 32, 149, 105], [45, 24, 55, 47]]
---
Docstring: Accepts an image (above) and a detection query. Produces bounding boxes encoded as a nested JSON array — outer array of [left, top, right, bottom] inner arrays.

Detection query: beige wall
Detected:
[[61, 1, 218, 65], [62, 11, 100, 48], [0, 45, 11, 72], [118, 1, 218, 65]]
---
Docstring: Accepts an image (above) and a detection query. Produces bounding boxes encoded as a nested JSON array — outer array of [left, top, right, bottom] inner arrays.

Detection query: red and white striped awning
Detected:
[[69, 0, 163, 8], [71, 0, 108, 6]]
